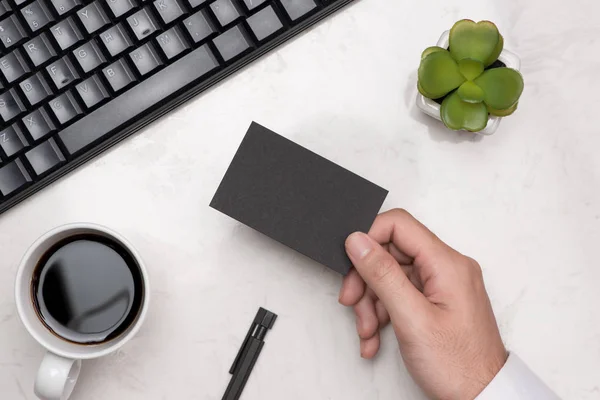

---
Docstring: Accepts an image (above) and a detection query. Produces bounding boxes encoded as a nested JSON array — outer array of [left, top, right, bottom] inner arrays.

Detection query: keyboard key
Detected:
[[153, 0, 184, 24], [22, 107, 56, 140], [75, 75, 108, 108], [0, 124, 28, 157], [51, 17, 83, 51], [25, 138, 65, 175], [100, 24, 132, 57], [0, 89, 26, 122], [59, 45, 219, 155], [0, 159, 31, 196], [73, 41, 106, 73], [49, 91, 82, 124], [129, 42, 162, 75], [156, 26, 189, 60], [0, 49, 30, 83], [19, 73, 52, 105], [23, 33, 57, 67], [21, 0, 53, 32], [183, 9, 216, 43], [242, 0, 266, 11], [0, 1, 11, 19], [105, 0, 136, 18], [0, 15, 27, 49], [127, 7, 158, 41], [46, 57, 79, 90], [247, 6, 283, 41], [279, 0, 316, 21], [50, 0, 81, 15], [77, 2, 110, 34], [210, 0, 242, 27], [213, 24, 252, 62], [102, 59, 135, 92], [187, 0, 207, 8]]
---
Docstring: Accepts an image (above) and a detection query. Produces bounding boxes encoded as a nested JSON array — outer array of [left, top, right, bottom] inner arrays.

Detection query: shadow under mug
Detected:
[[15, 223, 150, 400]]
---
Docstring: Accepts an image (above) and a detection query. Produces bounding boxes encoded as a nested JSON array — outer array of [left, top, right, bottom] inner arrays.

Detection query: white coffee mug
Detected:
[[15, 223, 150, 400]]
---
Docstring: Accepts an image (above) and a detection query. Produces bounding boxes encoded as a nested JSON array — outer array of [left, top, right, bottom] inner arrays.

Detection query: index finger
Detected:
[[368, 209, 450, 261]]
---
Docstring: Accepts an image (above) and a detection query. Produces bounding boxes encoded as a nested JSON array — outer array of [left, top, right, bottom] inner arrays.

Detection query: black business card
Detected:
[[210, 122, 388, 275]]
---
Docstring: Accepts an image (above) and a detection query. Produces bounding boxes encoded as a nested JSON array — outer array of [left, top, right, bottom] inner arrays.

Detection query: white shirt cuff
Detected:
[[476, 353, 560, 400]]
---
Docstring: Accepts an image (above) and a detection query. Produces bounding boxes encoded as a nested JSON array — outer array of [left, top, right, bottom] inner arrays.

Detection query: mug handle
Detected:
[[34, 352, 81, 400]]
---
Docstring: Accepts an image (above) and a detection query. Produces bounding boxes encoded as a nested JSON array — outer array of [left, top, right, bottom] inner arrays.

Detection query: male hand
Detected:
[[339, 209, 507, 400]]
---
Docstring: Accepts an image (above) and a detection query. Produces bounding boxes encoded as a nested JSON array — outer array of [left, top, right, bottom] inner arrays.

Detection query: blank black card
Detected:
[[210, 122, 388, 275]]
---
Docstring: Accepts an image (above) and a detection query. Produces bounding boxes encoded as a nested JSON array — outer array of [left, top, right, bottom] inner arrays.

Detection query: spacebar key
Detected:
[[59, 45, 220, 155]]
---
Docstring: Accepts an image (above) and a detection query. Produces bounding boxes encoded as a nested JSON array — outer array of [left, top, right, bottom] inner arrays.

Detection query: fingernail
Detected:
[[346, 232, 374, 260]]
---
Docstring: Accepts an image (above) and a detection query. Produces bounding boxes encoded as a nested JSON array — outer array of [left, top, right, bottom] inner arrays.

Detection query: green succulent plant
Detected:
[[418, 20, 524, 132]]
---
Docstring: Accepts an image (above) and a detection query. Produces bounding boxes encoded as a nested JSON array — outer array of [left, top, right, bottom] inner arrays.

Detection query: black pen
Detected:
[[222, 308, 277, 400]]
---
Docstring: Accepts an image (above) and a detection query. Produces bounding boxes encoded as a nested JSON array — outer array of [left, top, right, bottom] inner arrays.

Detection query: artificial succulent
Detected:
[[418, 20, 524, 132]]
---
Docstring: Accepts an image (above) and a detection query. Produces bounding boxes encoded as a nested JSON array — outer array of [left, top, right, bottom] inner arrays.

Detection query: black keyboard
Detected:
[[0, 0, 355, 215]]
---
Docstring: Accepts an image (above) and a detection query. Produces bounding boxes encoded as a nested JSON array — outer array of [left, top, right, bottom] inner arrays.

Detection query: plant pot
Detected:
[[416, 31, 521, 135]]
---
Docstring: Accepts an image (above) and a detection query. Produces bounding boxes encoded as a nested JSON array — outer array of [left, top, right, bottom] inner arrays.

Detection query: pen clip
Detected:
[[229, 323, 255, 374], [229, 307, 277, 374]]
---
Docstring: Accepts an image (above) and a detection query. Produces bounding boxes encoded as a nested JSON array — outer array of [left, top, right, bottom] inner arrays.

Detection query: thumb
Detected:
[[345, 232, 432, 325]]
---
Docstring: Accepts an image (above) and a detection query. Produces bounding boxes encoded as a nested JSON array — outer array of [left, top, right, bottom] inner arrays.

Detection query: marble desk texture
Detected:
[[1, 0, 599, 398]]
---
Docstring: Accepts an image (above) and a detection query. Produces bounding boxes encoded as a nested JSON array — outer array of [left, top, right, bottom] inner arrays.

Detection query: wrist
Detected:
[[463, 349, 508, 399]]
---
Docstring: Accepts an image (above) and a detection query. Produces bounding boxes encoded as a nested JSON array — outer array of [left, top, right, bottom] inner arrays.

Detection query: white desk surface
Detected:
[[1, 0, 599, 398]]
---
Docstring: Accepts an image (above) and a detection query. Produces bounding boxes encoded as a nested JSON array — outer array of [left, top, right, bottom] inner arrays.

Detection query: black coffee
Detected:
[[31, 234, 144, 345]]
